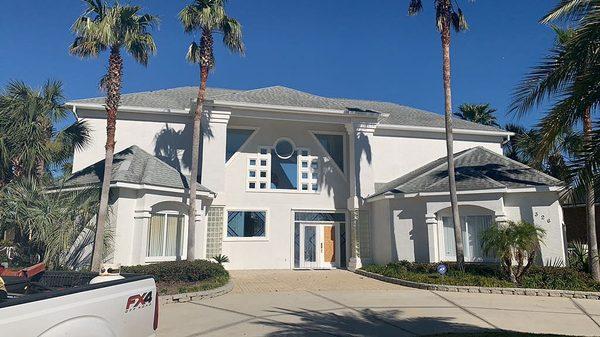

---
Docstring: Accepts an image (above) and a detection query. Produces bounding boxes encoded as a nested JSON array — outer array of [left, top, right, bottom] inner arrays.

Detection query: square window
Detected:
[[260, 182, 266, 189], [227, 211, 266, 238], [301, 150, 309, 156], [302, 161, 308, 168], [260, 148, 268, 155], [302, 172, 308, 179], [311, 184, 318, 191], [302, 184, 308, 191], [260, 171, 267, 178], [249, 159, 256, 166], [260, 160, 267, 166], [312, 172, 318, 179], [311, 161, 318, 169], [249, 182, 256, 189], [249, 171, 256, 178]]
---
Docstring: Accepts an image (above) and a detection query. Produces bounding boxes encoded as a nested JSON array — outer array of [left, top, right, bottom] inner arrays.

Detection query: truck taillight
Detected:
[[153, 293, 159, 331]]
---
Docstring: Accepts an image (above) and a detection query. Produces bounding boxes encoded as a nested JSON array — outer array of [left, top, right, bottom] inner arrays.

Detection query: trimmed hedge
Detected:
[[122, 259, 228, 284], [362, 261, 600, 292]]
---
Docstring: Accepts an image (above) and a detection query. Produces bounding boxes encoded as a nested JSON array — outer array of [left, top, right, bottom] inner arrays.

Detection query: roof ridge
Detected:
[[70, 86, 243, 103]]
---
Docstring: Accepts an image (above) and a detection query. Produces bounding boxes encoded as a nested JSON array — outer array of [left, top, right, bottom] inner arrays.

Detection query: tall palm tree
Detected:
[[455, 103, 500, 127], [408, 0, 469, 270], [179, 0, 244, 260], [69, 0, 158, 271], [510, 3, 600, 280], [0, 80, 90, 186]]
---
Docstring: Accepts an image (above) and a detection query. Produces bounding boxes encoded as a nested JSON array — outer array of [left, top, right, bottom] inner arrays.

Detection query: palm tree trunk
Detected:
[[90, 46, 122, 272], [583, 107, 600, 281], [441, 3, 464, 270], [187, 32, 212, 261]]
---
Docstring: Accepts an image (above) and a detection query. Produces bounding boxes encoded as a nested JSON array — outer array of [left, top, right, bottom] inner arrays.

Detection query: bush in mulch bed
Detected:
[[122, 259, 229, 295], [362, 261, 600, 292]]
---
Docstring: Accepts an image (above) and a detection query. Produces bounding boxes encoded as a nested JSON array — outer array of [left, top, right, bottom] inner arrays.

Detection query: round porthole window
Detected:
[[274, 139, 295, 159]]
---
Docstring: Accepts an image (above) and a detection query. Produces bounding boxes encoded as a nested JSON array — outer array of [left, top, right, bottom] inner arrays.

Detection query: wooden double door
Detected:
[[299, 223, 339, 269]]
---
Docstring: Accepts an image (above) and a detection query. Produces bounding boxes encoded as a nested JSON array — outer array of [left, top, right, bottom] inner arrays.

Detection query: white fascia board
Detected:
[[366, 186, 562, 202], [209, 100, 381, 118], [112, 181, 215, 197], [65, 102, 190, 115], [51, 182, 215, 198], [377, 124, 514, 137]]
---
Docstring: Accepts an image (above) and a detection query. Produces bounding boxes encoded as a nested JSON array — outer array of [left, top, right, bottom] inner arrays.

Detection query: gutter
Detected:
[[377, 123, 514, 138], [64, 102, 190, 115]]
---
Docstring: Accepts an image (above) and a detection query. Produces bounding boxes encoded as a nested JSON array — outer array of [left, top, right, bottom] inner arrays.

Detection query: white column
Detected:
[[425, 213, 439, 263], [345, 121, 377, 270], [192, 199, 207, 260], [200, 109, 231, 193], [133, 209, 151, 265]]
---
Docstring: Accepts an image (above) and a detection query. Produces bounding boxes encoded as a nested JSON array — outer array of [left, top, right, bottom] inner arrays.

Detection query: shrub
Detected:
[[122, 259, 228, 284], [481, 221, 545, 284], [362, 261, 600, 292]]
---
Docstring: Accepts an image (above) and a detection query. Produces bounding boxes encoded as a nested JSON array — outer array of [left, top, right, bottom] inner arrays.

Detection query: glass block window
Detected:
[[298, 149, 319, 192], [226, 128, 254, 162], [206, 207, 224, 258], [315, 134, 344, 172], [294, 212, 346, 222], [247, 147, 271, 191], [227, 211, 266, 238], [147, 213, 184, 258]]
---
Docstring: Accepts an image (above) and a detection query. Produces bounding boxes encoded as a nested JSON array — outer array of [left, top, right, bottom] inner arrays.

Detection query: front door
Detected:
[[300, 223, 338, 269]]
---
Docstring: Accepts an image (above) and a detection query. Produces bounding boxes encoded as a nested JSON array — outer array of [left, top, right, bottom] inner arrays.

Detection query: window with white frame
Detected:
[[226, 211, 266, 238], [442, 215, 493, 262], [147, 213, 185, 258], [247, 138, 319, 192]]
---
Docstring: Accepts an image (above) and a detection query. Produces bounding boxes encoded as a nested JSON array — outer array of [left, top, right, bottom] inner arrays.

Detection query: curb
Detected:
[[355, 269, 600, 300], [159, 280, 234, 305]]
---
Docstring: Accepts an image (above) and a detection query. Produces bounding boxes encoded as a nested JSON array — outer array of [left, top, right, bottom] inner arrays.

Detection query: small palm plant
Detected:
[[481, 221, 545, 284], [454, 103, 499, 127], [213, 254, 229, 265]]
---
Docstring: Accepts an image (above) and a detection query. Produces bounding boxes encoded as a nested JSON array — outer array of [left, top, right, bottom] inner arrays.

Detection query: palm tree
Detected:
[[0, 80, 90, 186], [69, 0, 158, 271], [179, 0, 244, 260], [455, 103, 500, 127], [0, 178, 102, 269], [510, 3, 600, 280], [408, 0, 469, 270]]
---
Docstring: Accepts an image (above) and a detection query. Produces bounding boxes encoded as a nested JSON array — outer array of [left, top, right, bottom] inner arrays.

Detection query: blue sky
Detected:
[[0, 1, 556, 130]]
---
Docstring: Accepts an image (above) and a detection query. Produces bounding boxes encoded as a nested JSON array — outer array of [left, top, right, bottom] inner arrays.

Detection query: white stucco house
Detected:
[[63, 85, 567, 270]]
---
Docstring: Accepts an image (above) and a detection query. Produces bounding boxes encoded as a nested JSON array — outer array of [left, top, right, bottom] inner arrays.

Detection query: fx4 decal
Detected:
[[125, 291, 153, 312]]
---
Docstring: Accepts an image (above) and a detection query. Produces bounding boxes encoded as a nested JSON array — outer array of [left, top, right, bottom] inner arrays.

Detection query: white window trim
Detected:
[[437, 214, 494, 263], [309, 130, 347, 181], [145, 211, 188, 263], [223, 208, 270, 242], [225, 126, 260, 167]]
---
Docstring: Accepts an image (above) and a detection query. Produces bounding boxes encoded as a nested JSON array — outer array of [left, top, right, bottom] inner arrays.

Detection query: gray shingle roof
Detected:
[[64, 145, 213, 194], [371, 147, 563, 198], [69, 86, 507, 132], [71, 87, 241, 110]]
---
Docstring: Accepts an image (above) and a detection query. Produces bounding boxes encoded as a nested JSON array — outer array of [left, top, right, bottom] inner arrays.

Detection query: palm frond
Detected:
[[541, 0, 593, 23], [408, 0, 423, 16], [220, 17, 244, 55]]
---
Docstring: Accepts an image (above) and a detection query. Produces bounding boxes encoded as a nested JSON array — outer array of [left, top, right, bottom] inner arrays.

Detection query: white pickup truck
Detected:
[[0, 266, 158, 337]]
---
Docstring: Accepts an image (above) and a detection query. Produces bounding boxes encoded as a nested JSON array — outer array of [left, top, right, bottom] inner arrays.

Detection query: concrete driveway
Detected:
[[158, 270, 600, 336]]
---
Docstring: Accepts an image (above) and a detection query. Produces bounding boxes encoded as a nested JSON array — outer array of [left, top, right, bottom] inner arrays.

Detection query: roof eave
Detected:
[[377, 123, 514, 137], [65, 102, 190, 115]]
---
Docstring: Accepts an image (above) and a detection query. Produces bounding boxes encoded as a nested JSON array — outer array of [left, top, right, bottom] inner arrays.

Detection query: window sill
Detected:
[[145, 256, 186, 263], [223, 237, 269, 242], [245, 189, 320, 194]]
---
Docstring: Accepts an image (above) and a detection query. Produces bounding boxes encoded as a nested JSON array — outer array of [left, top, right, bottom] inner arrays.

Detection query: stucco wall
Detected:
[[72, 110, 193, 174], [371, 129, 504, 184], [371, 191, 566, 265], [504, 191, 566, 263], [217, 117, 350, 269]]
